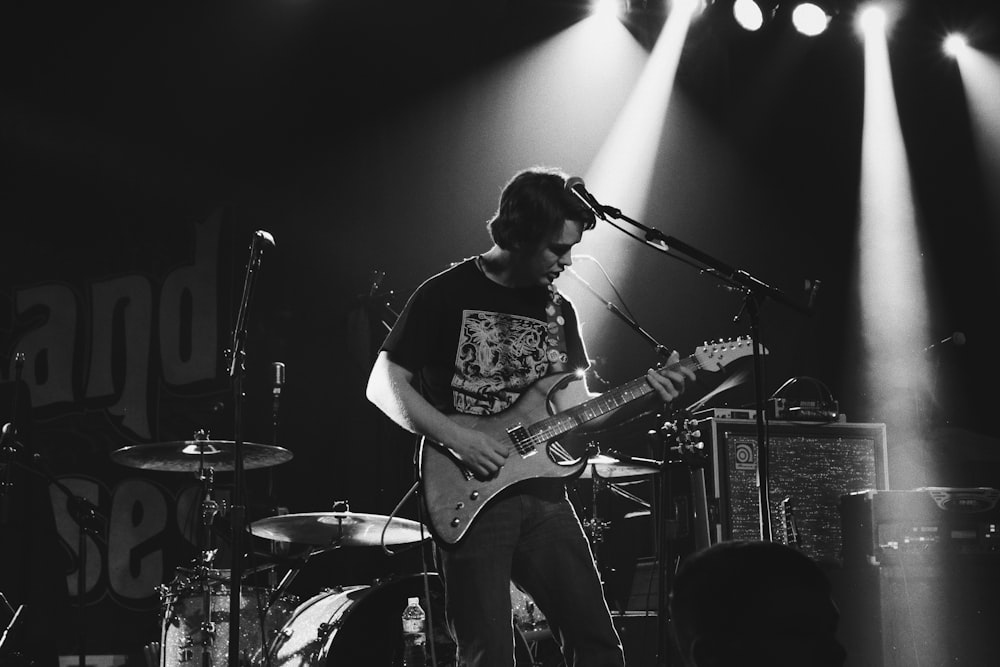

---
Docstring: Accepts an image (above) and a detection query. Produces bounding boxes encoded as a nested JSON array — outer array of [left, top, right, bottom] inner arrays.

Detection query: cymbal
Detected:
[[249, 512, 429, 547], [579, 454, 660, 479], [110, 440, 293, 472]]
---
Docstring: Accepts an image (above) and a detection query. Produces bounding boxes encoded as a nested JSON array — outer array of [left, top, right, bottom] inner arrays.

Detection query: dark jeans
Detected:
[[438, 480, 625, 667]]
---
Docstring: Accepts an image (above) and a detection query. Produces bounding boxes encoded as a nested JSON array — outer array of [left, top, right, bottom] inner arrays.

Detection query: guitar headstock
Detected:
[[692, 337, 766, 372]]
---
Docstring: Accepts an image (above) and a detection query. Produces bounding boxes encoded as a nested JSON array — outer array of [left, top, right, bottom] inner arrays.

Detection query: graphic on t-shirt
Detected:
[[452, 309, 548, 415]]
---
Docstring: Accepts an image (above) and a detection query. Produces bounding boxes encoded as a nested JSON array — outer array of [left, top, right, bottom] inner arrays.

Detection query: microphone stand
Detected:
[[1, 354, 26, 527], [567, 267, 673, 362], [565, 268, 680, 664], [226, 230, 274, 667], [3, 421, 104, 667], [590, 200, 812, 548], [3, 354, 102, 667]]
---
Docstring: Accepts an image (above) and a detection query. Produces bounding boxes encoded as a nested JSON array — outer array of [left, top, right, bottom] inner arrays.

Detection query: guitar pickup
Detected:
[[506, 424, 537, 457]]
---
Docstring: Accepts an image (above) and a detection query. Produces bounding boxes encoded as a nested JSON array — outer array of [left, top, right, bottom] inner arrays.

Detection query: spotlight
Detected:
[[857, 4, 887, 36], [942, 32, 969, 58], [672, 0, 708, 17], [790, 2, 834, 36], [732, 0, 778, 32], [594, 0, 626, 20]]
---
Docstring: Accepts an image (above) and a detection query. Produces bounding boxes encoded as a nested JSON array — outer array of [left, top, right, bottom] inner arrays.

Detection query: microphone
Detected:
[[272, 361, 285, 417], [565, 177, 608, 221], [255, 230, 276, 247], [245, 230, 276, 277]]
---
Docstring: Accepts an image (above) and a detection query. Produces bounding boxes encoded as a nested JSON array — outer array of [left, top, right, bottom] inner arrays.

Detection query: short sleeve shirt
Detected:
[[381, 258, 588, 416]]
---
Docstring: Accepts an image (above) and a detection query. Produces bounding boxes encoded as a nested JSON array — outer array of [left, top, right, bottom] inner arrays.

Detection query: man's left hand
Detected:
[[646, 350, 696, 403]]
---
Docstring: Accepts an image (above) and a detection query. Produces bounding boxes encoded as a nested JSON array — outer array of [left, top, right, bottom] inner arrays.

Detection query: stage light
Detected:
[[857, 4, 887, 37], [790, 2, 833, 36], [943, 33, 970, 58], [594, 0, 625, 21], [672, 0, 706, 16], [732, 0, 778, 32]]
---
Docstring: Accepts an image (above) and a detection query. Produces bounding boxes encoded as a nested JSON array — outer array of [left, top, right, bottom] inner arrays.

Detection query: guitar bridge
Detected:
[[506, 424, 537, 457]]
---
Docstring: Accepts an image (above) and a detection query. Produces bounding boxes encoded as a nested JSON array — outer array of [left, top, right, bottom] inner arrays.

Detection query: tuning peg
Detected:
[[669, 441, 705, 456]]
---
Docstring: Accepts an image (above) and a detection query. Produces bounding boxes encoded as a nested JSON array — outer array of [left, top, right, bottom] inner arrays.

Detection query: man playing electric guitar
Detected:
[[366, 167, 695, 667]]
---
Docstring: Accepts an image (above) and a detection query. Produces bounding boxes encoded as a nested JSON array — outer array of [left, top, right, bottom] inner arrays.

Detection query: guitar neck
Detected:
[[530, 356, 701, 440]]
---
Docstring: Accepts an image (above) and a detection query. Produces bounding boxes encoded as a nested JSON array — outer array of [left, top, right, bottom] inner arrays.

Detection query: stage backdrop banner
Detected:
[[2, 213, 249, 665]]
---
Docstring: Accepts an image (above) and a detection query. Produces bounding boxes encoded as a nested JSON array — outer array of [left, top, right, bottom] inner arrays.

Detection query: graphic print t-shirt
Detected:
[[382, 259, 587, 416]]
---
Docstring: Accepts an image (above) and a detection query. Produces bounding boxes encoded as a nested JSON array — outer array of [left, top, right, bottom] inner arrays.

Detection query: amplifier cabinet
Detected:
[[706, 418, 889, 562], [837, 488, 1000, 666], [841, 488, 1000, 565]]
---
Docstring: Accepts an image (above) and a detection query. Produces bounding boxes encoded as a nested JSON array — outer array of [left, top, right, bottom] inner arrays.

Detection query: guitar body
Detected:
[[419, 372, 590, 545]]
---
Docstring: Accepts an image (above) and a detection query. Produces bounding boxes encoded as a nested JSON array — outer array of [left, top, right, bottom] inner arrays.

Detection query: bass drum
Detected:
[[510, 582, 551, 642], [268, 574, 539, 667], [268, 574, 456, 667]]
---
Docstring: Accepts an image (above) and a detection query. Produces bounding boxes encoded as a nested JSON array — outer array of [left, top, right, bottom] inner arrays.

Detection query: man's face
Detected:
[[510, 218, 585, 287]]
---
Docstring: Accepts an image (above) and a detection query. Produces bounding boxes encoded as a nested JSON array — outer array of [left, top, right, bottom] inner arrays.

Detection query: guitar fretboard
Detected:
[[525, 356, 704, 444]]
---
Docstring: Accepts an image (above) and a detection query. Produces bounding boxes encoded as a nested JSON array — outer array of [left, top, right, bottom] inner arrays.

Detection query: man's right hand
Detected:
[[446, 427, 510, 478]]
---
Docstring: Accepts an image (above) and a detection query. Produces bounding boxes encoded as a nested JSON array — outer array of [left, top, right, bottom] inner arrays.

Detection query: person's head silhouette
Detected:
[[669, 540, 846, 667]]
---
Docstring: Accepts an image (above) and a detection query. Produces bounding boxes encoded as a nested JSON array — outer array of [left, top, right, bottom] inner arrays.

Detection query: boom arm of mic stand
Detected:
[[598, 206, 820, 544], [566, 270, 673, 359]]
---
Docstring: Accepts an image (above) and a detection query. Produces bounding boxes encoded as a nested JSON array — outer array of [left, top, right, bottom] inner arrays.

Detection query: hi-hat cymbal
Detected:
[[250, 512, 429, 547], [579, 454, 660, 479], [110, 440, 293, 472]]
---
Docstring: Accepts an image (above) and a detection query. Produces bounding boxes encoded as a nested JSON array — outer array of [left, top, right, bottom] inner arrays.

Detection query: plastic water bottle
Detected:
[[401, 596, 427, 667]]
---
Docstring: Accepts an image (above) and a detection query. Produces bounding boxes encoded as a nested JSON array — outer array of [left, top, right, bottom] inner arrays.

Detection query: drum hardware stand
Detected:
[[265, 545, 336, 608], [195, 449, 221, 667], [582, 469, 613, 571], [156, 431, 227, 667]]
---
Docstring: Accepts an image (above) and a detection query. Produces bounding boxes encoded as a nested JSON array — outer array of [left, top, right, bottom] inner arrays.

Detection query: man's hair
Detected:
[[669, 540, 833, 662], [487, 167, 597, 250]]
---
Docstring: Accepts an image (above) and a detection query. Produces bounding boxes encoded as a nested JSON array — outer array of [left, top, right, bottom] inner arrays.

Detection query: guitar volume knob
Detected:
[[470, 491, 479, 500], [450, 518, 461, 527]]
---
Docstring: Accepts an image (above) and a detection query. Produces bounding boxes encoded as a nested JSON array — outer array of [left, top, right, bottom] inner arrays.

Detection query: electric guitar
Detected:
[[420, 337, 763, 545]]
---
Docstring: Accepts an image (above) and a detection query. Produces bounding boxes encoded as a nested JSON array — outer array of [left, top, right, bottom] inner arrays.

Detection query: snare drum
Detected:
[[159, 570, 296, 667], [267, 573, 454, 667]]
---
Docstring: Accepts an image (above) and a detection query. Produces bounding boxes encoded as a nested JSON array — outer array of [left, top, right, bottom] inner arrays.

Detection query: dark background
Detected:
[[2, 0, 1000, 663]]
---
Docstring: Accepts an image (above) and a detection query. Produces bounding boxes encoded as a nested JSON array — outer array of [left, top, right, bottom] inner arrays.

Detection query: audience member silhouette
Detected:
[[669, 540, 846, 667]]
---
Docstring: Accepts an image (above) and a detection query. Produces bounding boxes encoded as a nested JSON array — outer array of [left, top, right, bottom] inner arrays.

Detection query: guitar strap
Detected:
[[544, 285, 570, 373]]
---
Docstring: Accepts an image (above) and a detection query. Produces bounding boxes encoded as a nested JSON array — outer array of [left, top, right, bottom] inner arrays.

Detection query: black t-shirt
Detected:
[[382, 258, 588, 416]]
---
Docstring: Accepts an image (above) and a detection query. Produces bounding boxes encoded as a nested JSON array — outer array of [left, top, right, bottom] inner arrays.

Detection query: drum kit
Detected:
[[111, 434, 659, 667], [110, 433, 437, 666]]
